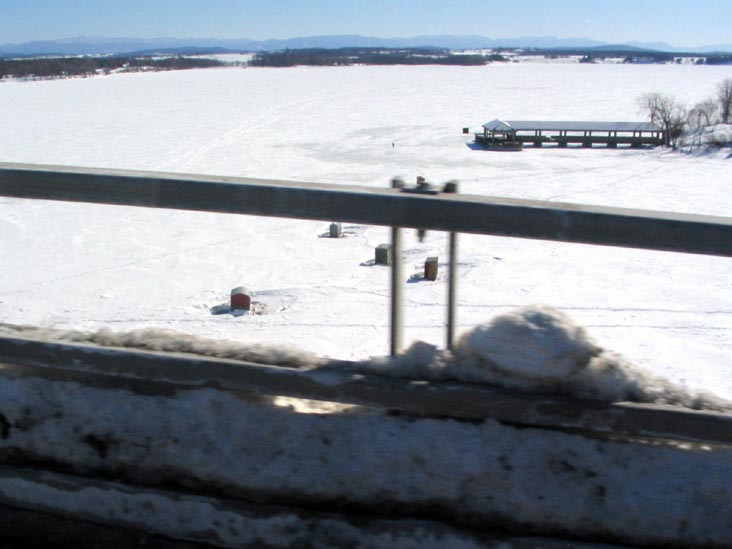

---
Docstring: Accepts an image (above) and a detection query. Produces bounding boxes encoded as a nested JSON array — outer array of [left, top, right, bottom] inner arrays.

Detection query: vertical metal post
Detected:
[[447, 231, 458, 350], [443, 181, 459, 350], [390, 178, 405, 356]]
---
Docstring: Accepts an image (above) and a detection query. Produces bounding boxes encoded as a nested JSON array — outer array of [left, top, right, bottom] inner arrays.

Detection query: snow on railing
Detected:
[[1, 332, 731, 445]]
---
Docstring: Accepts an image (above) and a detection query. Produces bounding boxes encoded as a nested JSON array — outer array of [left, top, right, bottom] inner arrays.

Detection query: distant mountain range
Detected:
[[1, 35, 731, 57]]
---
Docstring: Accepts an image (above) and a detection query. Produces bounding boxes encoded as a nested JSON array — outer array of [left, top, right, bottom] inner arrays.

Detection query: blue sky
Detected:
[[1, 0, 730, 47]]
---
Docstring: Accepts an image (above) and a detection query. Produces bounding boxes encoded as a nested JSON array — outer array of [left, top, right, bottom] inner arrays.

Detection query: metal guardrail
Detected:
[[1, 163, 731, 254], [1, 334, 731, 445], [1, 161, 732, 353]]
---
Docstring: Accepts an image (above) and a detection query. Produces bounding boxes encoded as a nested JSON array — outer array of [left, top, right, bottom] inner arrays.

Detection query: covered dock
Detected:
[[476, 119, 665, 149]]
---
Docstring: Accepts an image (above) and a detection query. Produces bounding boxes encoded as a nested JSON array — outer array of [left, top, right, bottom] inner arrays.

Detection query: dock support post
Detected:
[[390, 178, 404, 356], [444, 181, 459, 350]]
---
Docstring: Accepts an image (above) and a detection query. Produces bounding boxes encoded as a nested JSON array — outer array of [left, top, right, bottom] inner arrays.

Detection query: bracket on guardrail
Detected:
[[389, 177, 459, 355], [398, 176, 440, 195]]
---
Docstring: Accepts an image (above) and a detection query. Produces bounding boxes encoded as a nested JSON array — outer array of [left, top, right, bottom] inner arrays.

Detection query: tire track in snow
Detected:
[[460, 163, 610, 183], [582, 324, 732, 331], [171, 90, 359, 173], [450, 303, 732, 316], [0, 221, 303, 297], [67, 316, 732, 333], [542, 165, 665, 202]]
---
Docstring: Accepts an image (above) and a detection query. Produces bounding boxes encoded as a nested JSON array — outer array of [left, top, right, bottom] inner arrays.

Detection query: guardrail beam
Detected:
[[2, 163, 732, 257]]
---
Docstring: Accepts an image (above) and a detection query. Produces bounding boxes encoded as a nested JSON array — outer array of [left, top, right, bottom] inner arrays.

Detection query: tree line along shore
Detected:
[[0, 55, 224, 80], [2, 47, 731, 80]]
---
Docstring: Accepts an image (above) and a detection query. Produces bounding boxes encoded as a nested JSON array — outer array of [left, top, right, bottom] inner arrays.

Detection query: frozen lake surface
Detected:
[[1, 63, 731, 397]]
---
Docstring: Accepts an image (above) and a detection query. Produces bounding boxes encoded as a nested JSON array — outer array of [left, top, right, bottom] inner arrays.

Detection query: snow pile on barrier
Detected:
[[2, 304, 729, 410], [359, 305, 732, 411], [0, 323, 326, 370]]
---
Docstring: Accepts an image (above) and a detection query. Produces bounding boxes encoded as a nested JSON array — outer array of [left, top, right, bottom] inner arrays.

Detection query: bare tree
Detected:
[[688, 98, 719, 129], [685, 99, 719, 150], [637, 92, 687, 148], [718, 78, 732, 123]]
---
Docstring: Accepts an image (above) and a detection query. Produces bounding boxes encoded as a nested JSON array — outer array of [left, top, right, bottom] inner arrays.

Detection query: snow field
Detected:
[[1, 62, 731, 396]]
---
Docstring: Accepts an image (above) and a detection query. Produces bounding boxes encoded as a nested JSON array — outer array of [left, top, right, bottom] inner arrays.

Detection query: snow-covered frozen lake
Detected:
[[1, 63, 731, 396]]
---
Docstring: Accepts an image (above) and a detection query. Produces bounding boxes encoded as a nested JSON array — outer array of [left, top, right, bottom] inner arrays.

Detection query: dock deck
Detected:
[[476, 119, 665, 149]]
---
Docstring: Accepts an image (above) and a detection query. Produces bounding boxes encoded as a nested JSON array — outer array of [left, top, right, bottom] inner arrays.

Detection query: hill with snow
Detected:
[[2, 34, 731, 56]]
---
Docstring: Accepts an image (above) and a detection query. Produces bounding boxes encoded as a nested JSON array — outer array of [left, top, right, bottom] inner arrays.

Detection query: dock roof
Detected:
[[482, 119, 663, 132]]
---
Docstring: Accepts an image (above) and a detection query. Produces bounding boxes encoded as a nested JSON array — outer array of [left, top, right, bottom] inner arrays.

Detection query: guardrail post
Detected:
[[443, 181, 458, 350], [390, 178, 405, 356]]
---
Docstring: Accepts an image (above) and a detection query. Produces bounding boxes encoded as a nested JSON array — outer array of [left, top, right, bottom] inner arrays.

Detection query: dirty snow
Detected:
[[0, 372, 730, 546]]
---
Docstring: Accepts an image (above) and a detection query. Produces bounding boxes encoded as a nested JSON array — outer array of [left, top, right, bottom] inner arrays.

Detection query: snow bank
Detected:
[[680, 123, 732, 150], [2, 304, 729, 411], [358, 305, 732, 411], [0, 373, 731, 546], [0, 471, 504, 549], [0, 323, 326, 370]]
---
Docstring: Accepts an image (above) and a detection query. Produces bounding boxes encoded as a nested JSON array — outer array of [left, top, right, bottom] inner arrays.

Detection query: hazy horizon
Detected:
[[2, 0, 731, 49]]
